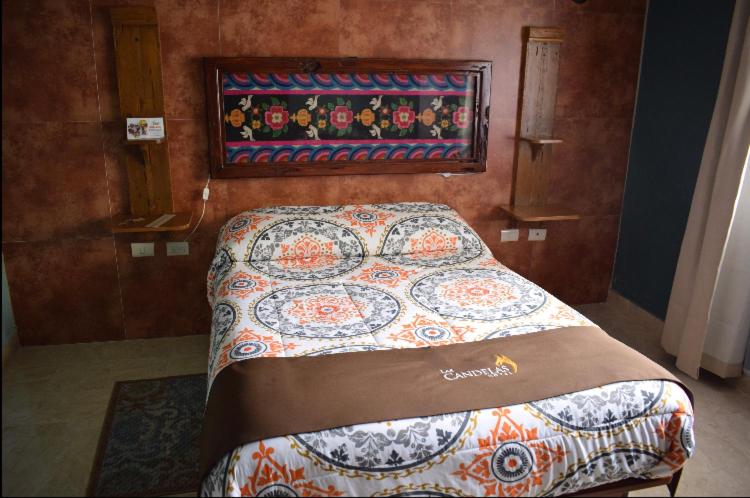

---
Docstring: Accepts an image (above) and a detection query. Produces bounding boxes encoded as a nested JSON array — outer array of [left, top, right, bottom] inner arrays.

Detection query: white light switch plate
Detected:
[[166, 241, 189, 256], [529, 228, 547, 241], [131, 242, 155, 257], [500, 229, 519, 242]]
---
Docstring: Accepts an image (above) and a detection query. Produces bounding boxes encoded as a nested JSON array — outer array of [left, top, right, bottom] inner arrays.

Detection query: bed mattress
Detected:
[[201, 202, 694, 497]]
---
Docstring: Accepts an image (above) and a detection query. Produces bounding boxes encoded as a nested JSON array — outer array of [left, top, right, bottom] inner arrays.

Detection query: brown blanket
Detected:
[[200, 326, 692, 478]]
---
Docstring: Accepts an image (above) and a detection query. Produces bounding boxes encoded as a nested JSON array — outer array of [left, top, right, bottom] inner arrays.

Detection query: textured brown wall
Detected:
[[1, 0, 645, 345]]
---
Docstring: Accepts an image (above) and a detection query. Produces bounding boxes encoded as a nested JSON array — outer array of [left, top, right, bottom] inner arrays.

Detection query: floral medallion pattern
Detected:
[[389, 314, 474, 347], [221, 213, 273, 245], [545, 448, 662, 496], [527, 381, 665, 432], [217, 272, 277, 300], [213, 328, 292, 378], [210, 301, 239, 367], [248, 219, 366, 280], [380, 216, 483, 267], [222, 73, 475, 163], [253, 284, 401, 339], [334, 206, 395, 236], [410, 269, 546, 321], [207, 248, 236, 304], [235, 442, 344, 497], [491, 442, 535, 483], [204, 202, 695, 497], [292, 412, 472, 472], [374, 202, 454, 213], [452, 407, 566, 496], [251, 205, 343, 215], [350, 262, 417, 288]]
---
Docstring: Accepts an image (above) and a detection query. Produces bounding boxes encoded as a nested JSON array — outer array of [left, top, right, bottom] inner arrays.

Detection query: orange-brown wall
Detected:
[[1, 0, 646, 345]]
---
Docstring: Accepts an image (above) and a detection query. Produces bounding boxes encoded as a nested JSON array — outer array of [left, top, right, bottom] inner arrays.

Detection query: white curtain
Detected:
[[662, 1, 750, 379]]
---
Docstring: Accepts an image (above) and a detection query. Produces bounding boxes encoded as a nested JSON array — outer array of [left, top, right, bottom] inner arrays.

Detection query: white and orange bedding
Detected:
[[201, 202, 694, 497]]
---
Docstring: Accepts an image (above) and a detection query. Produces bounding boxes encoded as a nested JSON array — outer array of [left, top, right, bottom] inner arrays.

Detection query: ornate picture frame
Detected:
[[204, 57, 491, 178]]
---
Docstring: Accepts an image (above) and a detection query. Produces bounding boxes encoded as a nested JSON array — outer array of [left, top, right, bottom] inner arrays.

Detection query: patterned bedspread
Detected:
[[201, 202, 694, 497]]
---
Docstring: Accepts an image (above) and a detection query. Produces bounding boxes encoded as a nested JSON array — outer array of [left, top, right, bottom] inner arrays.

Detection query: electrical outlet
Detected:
[[166, 241, 189, 256], [131, 242, 155, 257], [500, 229, 519, 242], [529, 228, 547, 241]]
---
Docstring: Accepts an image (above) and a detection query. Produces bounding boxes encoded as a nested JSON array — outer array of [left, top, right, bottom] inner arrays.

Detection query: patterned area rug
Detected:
[[87, 374, 207, 497]]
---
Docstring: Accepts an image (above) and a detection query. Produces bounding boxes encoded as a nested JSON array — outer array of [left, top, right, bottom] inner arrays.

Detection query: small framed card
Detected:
[[126, 117, 165, 141]]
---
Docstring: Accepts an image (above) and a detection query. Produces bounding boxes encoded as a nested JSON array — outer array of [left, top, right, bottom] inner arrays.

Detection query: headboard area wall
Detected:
[[2, 0, 646, 345]]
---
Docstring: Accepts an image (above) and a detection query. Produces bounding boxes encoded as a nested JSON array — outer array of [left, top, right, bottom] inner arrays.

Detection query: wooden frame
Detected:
[[204, 57, 491, 178], [565, 475, 675, 497]]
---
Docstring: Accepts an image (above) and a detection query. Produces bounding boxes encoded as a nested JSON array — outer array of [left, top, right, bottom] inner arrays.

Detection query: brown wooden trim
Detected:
[[203, 56, 491, 179], [110, 6, 157, 26], [110, 212, 192, 233], [527, 26, 565, 43], [500, 204, 580, 222], [563, 476, 673, 497]]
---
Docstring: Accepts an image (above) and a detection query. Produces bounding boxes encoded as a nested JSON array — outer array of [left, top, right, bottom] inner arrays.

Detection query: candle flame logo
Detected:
[[495, 354, 518, 374]]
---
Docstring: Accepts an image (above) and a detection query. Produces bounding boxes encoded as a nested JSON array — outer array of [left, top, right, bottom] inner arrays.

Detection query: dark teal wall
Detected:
[[613, 0, 735, 319]]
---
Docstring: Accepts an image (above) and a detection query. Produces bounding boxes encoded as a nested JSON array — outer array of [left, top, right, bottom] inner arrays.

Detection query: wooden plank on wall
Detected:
[[512, 27, 563, 207], [111, 6, 172, 216]]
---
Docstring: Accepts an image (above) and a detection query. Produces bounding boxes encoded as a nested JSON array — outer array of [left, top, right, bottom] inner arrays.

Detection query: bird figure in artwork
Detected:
[[239, 95, 253, 111], [306, 125, 320, 140], [369, 124, 382, 140], [430, 125, 442, 140], [431, 96, 443, 111], [240, 126, 255, 141], [306, 95, 320, 111], [369, 95, 383, 110]]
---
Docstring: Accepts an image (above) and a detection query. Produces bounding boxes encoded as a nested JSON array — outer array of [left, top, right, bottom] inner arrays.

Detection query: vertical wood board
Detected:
[[111, 6, 172, 215], [512, 27, 563, 207]]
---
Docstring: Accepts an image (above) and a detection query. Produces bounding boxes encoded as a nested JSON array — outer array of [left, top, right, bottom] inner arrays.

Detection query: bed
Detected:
[[200, 202, 694, 497]]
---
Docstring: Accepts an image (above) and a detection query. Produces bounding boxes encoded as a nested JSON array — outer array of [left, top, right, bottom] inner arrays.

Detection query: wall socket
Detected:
[[131, 242, 155, 257], [166, 241, 189, 256], [500, 229, 520, 242], [528, 228, 547, 241]]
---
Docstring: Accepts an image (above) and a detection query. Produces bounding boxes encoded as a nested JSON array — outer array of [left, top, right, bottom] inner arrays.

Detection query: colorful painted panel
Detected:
[[204, 58, 491, 177], [222, 73, 476, 163]]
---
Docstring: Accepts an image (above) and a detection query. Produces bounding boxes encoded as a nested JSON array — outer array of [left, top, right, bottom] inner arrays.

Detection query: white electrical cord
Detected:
[[184, 176, 211, 241]]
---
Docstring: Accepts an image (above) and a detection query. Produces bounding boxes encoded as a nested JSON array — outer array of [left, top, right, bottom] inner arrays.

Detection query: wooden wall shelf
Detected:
[[519, 136, 563, 145], [111, 212, 191, 233], [505, 26, 577, 225], [111, 6, 178, 229], [125, 138, 167, 145], [500, 204, 580, 223]]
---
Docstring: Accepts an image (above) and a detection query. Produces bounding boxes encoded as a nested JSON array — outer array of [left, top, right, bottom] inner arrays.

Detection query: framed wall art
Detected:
[[204, 57, 491, 178]]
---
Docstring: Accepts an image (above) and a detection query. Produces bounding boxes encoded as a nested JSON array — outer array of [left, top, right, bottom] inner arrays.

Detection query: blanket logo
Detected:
[[440, 354, 518, 381]]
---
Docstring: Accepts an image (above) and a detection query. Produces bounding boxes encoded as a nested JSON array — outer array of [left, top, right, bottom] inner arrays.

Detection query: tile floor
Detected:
[[2, 292, 749, 496]]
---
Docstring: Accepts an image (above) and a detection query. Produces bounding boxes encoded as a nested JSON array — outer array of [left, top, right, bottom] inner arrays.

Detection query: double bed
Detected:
[[200, 202, 694, 497]]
